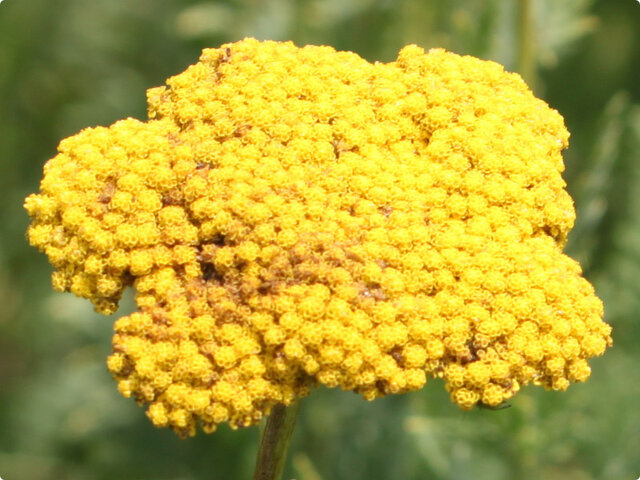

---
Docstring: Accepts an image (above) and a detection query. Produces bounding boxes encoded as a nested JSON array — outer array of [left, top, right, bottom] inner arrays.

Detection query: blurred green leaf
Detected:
[[567, 92, 631, 269], [535, 0, 598, 68]]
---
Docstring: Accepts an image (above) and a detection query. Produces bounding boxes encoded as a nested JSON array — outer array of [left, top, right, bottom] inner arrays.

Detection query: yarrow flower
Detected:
[[25, 38, 612, 437]]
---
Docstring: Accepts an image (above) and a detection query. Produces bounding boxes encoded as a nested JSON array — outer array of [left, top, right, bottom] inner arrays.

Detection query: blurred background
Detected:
[[1, 0, 639, 479]]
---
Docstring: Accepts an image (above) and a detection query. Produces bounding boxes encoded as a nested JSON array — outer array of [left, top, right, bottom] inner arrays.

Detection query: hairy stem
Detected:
[[253, 400, 301, 480]]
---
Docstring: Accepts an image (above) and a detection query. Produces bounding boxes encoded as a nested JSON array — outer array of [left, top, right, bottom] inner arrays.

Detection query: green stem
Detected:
[[253, 400, 301, 480], [517, 0, 537, 91]]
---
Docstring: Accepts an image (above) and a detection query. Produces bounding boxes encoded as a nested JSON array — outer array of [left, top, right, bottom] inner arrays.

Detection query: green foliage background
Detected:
[[1, 1, 639, 479]]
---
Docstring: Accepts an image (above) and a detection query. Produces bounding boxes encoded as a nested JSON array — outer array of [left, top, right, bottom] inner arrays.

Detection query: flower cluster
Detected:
[[25, 38, 612, 436]]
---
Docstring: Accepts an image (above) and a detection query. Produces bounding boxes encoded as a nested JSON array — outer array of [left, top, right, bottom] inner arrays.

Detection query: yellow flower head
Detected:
[[25, 38, 612, 437]]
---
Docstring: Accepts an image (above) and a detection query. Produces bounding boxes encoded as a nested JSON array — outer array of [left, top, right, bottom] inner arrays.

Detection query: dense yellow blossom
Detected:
[[25, 38, 612, 436]]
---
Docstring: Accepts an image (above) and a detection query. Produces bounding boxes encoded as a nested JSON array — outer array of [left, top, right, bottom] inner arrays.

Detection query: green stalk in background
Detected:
[[517, 0, 537, 90]]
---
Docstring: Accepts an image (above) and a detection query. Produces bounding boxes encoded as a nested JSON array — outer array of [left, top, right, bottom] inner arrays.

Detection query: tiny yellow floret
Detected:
[[25, 38, 611, 437]]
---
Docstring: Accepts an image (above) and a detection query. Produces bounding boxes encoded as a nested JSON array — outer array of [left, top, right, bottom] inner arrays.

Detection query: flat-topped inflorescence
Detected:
[[25, 38, 612, 437]]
